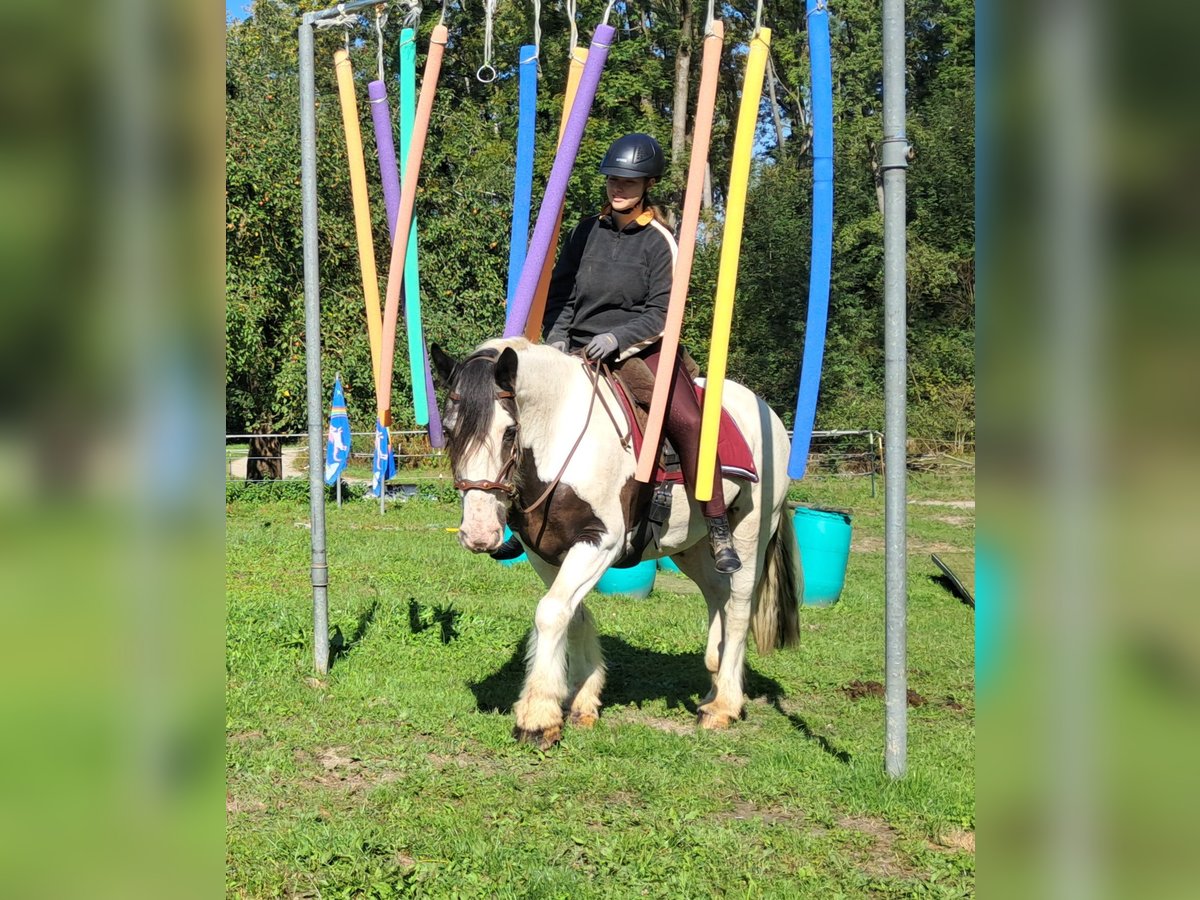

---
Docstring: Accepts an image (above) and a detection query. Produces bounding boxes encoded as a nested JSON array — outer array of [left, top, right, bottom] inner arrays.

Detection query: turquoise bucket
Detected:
[[495, 525, 527, 566], [596, 558, 657, 599], [657, 556, 682, 575], [792, 506, 852, 607]]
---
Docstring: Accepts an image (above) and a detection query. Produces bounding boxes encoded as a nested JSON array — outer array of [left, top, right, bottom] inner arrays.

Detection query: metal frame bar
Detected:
[[881, 0, 910, 779]]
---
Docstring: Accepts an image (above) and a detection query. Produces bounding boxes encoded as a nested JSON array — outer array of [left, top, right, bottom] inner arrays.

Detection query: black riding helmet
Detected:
[[599, 133, 665, 180]]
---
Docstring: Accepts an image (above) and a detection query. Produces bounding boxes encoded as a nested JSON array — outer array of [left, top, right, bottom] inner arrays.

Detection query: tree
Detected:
[[226, 0, 975, 446]]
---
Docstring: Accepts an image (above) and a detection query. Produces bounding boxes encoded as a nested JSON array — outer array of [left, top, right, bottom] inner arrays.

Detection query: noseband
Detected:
[[449, 388, 519, 497]]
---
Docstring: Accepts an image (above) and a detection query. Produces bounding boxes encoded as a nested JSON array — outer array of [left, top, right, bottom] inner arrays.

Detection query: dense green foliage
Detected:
[[227, 1, 973, 443], [227, 471, 975, 895]]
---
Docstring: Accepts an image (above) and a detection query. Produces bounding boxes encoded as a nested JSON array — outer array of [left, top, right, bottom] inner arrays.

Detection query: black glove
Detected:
[[583, 332, 618, 361]]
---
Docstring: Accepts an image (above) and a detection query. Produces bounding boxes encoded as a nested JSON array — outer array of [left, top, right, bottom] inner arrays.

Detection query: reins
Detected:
[[519, 355, 627, 514]]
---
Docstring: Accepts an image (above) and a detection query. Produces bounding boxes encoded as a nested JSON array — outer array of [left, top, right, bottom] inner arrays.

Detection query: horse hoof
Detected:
[[569, 710, 599, 728], [513, 723, 562, 750], [696, 709, 735, 730]]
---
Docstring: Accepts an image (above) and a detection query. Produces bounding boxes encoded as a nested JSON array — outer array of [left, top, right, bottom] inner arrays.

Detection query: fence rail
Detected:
[[226, 429, 973, 489]]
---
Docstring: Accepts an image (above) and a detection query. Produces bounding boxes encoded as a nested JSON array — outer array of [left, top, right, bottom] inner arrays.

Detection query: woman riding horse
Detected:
[[538, 133, 741, 575]]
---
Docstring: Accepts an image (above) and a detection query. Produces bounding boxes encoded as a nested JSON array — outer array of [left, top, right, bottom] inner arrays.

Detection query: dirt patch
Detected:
[[426, 750, 488, 772], [934, 515, 974, 527], [638, 715, 695, 735], [840, 680, 927, 707], [851, 536, 962, 555], [297, 747, 407, 793], [228, 730, 263, 744], [318, 747, 360, 770], [719, 798, 804, 827], [837, 815, 919, 879], [608, 706, 696, 735], [718, 754, 750, 767], [226, 792, 266, 816], [909, 499, 974, 509], [930, 829, 975, 854]]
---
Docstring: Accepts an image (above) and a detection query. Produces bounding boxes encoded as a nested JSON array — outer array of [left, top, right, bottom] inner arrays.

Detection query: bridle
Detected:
[[449, 388, 520, 497], [448, 355, 628, 515]]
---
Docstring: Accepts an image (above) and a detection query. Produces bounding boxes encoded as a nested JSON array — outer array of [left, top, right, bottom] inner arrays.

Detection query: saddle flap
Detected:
[[605, 361, 758, 485]]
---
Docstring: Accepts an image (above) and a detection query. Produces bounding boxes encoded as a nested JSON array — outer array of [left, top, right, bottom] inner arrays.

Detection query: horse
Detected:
[[430, 337, 802, 749]]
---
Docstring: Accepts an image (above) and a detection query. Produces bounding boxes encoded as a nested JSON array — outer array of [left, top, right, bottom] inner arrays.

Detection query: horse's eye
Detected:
[[503, 425, 517, 443]]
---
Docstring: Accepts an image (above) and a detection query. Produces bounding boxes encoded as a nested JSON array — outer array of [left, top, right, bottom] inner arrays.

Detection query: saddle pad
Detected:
[[610, 377, 758, 485]]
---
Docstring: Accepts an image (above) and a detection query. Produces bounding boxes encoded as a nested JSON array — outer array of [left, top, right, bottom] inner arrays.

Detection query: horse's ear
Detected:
[[495, 347, 518, 395], [429, 343, 456, 384]]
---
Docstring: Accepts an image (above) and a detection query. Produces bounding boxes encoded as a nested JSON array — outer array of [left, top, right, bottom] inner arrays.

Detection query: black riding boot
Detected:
[[706, 514, 742, 575], [489, 533, 525, 561]]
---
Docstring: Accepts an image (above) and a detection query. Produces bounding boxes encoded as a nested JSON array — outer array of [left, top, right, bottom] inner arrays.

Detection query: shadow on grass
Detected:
[[469, 635, 851, 764], [407, 598, 461, 644], [329, 600, 378, 669], [930, 573, 975, 609]]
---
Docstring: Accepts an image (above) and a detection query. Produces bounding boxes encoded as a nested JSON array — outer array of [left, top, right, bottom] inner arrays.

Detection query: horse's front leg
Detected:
[[514, 542, 617, 749]]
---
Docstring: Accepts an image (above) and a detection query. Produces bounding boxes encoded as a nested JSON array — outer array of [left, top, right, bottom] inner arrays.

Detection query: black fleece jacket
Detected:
[[541, 208, 678, 361]]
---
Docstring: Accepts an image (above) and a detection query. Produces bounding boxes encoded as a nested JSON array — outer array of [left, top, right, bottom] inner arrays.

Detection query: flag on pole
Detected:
[[324, 375, 351, 485], [369, 418, 396, 497]]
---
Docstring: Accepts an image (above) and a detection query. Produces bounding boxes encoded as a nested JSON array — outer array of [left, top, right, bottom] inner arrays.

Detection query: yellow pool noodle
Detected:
[[333, 49, 384, 415], [695, 28, 771, 502]]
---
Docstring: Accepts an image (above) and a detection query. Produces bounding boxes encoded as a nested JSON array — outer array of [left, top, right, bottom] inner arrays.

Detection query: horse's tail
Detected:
[[751, 505, 802, 654]]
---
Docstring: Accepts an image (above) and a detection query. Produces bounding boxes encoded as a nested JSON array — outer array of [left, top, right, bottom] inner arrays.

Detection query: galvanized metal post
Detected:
[[299, 15, 329, 675], [881, 0, 909, 778]]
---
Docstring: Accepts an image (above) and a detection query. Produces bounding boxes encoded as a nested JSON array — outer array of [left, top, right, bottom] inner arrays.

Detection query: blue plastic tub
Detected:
[[495, 525, 527, 566], [657, 556, 682, 575], [792, 506, 852, 606], [595, 558, 657, 599]]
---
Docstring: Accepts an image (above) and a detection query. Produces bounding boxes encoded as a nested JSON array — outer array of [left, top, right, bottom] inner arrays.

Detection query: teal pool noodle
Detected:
[[507, 45, 538, 315], [399, 28, 429, 425]]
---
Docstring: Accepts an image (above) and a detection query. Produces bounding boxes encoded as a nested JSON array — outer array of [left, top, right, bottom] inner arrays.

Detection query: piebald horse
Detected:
[[431, 338, 802, 749]]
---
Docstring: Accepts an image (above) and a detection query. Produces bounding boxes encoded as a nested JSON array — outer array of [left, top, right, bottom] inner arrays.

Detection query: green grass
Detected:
[[227, 472, 975, 898]]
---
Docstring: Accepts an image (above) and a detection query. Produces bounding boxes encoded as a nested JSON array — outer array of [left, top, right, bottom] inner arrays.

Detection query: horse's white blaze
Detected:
[[455, 403, 515, 553]]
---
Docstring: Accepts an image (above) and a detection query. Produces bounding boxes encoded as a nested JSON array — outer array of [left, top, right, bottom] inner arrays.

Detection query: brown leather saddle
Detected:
[[607, 352, 758, 486]]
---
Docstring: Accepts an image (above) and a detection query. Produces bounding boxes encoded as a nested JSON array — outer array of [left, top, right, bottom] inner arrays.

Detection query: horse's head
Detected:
[[431, 341, 525, 553]]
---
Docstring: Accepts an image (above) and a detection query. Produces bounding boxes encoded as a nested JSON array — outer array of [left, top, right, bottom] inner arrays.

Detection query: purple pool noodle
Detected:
[[503, 24, 615, 337], [422, 343, 444, 446], [368, 81, 401, 239]]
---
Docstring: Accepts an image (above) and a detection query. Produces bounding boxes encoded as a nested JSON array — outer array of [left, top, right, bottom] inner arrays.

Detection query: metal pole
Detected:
[[299, 16, 329, 675], [881, 0, 909, 778]]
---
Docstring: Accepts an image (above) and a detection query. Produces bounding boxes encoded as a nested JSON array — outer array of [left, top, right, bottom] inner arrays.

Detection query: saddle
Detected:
[[607, 353, 759, 486]]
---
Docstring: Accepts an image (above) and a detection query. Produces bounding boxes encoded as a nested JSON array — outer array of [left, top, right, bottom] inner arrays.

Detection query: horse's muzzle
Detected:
[[458, 527, 504, 554]]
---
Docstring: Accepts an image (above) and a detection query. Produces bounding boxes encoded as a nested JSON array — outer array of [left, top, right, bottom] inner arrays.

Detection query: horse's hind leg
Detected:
[[675, 545, 757, 729], [674, 546, 740, 726], [565, 603, 605, 727]]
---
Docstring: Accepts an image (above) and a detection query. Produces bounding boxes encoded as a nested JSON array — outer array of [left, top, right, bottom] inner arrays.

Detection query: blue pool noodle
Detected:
[[788, 1, 835, 478], [507, 45, 538, 315]]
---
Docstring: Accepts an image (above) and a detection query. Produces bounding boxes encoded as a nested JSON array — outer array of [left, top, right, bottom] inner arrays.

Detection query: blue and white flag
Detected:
[[369, 418, 396, 497], [324, 376, 351, 485]]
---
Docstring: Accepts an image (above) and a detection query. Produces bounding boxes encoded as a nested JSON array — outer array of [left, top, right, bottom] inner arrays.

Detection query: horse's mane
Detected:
[[444, 347, 501, 463], [446, 338, 581, 464]]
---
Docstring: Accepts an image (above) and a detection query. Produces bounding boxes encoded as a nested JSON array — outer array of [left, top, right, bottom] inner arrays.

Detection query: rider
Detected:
[[539, 133, 741, 575]]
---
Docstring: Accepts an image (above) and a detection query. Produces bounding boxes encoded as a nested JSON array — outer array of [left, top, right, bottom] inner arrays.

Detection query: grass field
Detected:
[[227, 470, 975, 898]]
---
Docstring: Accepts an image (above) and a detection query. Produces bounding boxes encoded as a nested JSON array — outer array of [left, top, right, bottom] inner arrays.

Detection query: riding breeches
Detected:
[[639, 347, 727, 518]]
